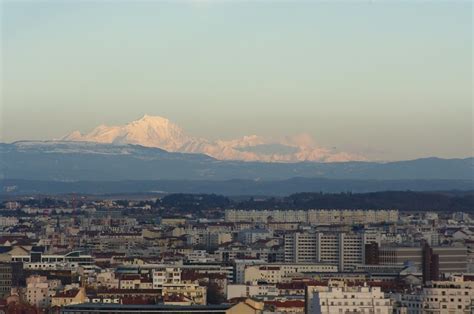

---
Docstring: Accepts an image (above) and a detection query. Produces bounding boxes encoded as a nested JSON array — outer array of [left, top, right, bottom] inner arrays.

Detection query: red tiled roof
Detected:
[[121, 296, 158, 305], [163, 294, 190, 302], [54, 289, 80, 298]]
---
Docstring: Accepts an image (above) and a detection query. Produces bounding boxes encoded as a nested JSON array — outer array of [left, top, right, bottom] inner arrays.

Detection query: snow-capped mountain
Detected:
[[61, 115, 364, 162], [62, 115, 190, 152]]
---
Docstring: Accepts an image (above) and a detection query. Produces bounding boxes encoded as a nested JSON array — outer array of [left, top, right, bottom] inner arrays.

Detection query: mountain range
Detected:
[[2, 114, 473, 195], [61, 115, 364, 162], [1, 140, 472, 180], [1, 141, 472, 194]]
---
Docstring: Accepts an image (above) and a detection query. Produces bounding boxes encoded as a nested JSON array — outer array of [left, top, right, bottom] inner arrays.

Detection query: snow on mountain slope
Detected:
[[61, 115, 364, 162], [62, 115, 189, 151]]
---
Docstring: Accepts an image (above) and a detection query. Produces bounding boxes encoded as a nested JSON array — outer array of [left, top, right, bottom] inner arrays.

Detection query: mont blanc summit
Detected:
[[62, 115, 189, 152], [62, 115, 363, 162]]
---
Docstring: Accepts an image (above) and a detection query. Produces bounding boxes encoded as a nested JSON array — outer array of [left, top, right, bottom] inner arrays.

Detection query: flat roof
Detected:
[[62, 303, 232, 312]]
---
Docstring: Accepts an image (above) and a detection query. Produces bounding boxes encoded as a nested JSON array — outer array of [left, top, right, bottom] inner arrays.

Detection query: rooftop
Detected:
[[62, 303, 233, 312]]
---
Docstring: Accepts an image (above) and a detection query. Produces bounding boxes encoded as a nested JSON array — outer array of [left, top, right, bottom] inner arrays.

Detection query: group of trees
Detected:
[[4, 190, 473, 214], [118, 191, 474, 212], [235, 191, 474, 211]]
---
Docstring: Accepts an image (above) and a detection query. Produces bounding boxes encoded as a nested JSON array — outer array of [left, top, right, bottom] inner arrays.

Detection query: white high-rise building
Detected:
[[284, 231, 377, 271]]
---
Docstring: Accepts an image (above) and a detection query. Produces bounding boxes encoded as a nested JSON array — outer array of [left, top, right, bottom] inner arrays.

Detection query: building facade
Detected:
[[306, 283, 393, 314], [284, 231, 377, 271], [378, 246, 467, 273], [395, 276, 474, 314], [225, 209, 399, 225]]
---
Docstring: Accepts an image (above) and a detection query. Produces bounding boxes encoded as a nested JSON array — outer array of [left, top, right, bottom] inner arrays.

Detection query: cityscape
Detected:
[[0, 194, 472, 313], [1, 1, 473, 314]]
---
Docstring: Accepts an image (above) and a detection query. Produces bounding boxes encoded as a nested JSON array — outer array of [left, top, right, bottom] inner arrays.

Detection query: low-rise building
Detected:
[[51, 288, 87, 307], [244, 264, 337, 284], [227, 283, 279, 300], [237, 229, 273, 245], [25, 275, 62, 309]]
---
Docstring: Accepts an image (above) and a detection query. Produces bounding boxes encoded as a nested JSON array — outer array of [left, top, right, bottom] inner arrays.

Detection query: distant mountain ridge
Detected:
[[61, 115, 364, 162], [2, 178, 473, 196], [1, 141, 472, 183]]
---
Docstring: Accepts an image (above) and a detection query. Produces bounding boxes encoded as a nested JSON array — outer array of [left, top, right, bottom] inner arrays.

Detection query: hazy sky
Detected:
[[1, 0, 472, 160]]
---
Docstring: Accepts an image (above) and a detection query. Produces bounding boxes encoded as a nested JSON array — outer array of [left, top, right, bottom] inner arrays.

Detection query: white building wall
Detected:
[[307, 285, 393, 314]]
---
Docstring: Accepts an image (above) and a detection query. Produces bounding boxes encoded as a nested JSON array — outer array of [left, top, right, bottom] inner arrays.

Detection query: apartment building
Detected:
[[244, 264, 337, 284], [284, 231, 377, 271], [152, 267, 182, 288], [51, 288, 87, 307], [225, 209, 398, 225], [119, 274, 153, 290], [25, 275, 62, 309], [0, 263, 12, 298], [186, 232, 232, 249], [162, 282, 207, 305], [395, 276, 474, 314], [118, 264, 233, 284], [216, 244, 283, 263], [227, 283, 279, 299], [306, 283, 393, 314], [96, 270, 119, 289], [237, 229, 273, 245], [234, 259, 267, 284]]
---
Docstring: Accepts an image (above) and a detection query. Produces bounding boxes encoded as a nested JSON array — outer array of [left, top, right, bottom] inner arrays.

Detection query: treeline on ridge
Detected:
[[160, 191, 474, 212]]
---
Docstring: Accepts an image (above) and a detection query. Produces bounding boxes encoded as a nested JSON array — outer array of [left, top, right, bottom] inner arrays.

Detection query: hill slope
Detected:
[[1, 141, 472, 184]]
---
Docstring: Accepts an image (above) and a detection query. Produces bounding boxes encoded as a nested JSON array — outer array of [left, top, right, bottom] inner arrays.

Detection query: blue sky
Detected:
[[1, 0, 472, 160]]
